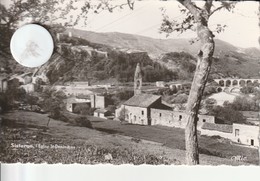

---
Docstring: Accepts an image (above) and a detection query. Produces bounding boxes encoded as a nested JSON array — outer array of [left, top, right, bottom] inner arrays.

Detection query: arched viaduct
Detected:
[[214, 79, 260, 92]]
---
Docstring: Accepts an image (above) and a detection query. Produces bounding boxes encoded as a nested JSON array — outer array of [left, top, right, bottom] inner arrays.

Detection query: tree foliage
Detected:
[[208, 104, 245, 125], [40, 87, 66, 119]]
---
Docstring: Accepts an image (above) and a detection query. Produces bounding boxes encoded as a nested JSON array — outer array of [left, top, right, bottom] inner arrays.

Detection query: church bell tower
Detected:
[[134, 63, 142, 95]]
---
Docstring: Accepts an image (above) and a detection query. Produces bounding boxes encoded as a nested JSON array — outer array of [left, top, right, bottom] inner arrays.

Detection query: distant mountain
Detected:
[[66, 28, 259, 58], [243, 47, 260, 58], [65, 29, 260, 79]]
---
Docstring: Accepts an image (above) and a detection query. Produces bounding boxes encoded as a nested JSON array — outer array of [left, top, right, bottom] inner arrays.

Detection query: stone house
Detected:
[[94, 108, 111, 119], [232, 123, 259, 147], [201, 122, 259, 147], [156, 81, 166, 88], [115, 94, 172, 125], [66, 97, 90, 113], [90, 94, 109, 109], [20, 83, 35, 93], [150, 109, 215, 129], [115, 93, 215, 127]]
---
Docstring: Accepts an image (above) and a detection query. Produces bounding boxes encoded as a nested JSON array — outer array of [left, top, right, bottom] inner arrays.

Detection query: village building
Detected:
[[115, 93, 215, 127], [156, 81, 166, 88], [201, 122, 259, 147], [20, 83, 35, 93], [0, 76, 8, 92], [94, 108, 111, 119], [64, 81, 90, 87], [232, 123, 259, 147], [115, 63, 259, 148], [9, 72, 33, 85], [90, 94, 108, 109], [66, 97, 91, 113], [115, 93, 171, 125], [150, 109, 215, 129]]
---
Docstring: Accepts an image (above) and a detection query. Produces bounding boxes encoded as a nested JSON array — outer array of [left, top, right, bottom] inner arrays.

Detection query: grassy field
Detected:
[[0, 110, 257, 165], [89, 116, 259, 164], [89, 116, 258, 164]]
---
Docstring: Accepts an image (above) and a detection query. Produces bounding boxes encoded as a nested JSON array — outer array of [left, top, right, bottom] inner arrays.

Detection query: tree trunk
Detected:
[[185, 17, 215, 165], [258, 2, 260, 165]]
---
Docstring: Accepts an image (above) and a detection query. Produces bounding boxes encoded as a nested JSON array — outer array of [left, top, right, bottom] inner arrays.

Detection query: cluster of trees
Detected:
[[227, 96, 259, 112], [107, 89, 134, 106], [90, 51, 177, 82], [46, 40, 178, 84], [205, 99, 245, 125], [73, 104, 95, 115], [161, 52, 196, 80], [39, 87, 66, 120], [240, 85, 258, 94]]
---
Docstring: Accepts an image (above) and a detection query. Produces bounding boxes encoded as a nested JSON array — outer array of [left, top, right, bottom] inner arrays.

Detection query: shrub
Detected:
[[74, 117, 93, 128]]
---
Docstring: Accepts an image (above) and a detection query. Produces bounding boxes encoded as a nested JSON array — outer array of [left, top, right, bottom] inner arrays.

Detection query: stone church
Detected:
[[115, 63, 215, 127]]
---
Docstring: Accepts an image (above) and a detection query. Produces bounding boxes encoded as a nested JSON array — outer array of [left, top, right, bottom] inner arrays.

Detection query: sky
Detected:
[[71, 0, 259, 48], [2, 0, 259, 48]]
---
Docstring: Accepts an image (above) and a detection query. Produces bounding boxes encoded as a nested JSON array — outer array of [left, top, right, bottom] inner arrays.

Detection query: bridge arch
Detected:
[[219, 80, 225, 87], [239, 80, 246, 87], [226, 80, 231, 87], [246, 80, 253, 86], [216, 87, 223, 92], [230, 87, 241, 93], [232, 80, 238, 86], [253, 80, 259, 86]]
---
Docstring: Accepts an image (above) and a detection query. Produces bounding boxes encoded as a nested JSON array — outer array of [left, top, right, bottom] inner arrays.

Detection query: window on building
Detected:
[[179, 115, 182, 121], [251, 139, 254, 146], [159, 113, 162, 117], [235, 129, 239, 137], [134, 116, 136, 122], [141, 110, 144, 115], [203, 119, 206, 123]]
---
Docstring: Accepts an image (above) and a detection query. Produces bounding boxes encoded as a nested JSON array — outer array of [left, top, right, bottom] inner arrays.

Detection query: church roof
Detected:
[[123, 94, 161, 108]]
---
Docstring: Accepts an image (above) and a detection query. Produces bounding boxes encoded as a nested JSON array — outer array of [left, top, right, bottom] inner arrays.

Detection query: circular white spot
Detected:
[[10, 24, 54, 68]]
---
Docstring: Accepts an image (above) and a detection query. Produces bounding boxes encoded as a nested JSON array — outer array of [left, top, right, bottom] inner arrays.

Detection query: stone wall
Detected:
[[115, 105, 148, 125], [150, 109, 188, 128], [150, 108, 215, 129], [125, 105, 148, 125], [200, 129, 233, 139]]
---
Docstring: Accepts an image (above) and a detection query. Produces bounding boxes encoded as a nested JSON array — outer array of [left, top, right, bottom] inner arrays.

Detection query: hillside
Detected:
[[67, 29, 259, 57], [66, 29, 260, 79], [1, 29, 260, 84], [35, 36, 177, 84]]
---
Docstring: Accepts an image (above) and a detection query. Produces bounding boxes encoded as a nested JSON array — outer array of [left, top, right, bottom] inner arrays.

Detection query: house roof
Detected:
[[123, 94, 161, 108], [94, 108, 109, 113], [201, 122, 233, 133]]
